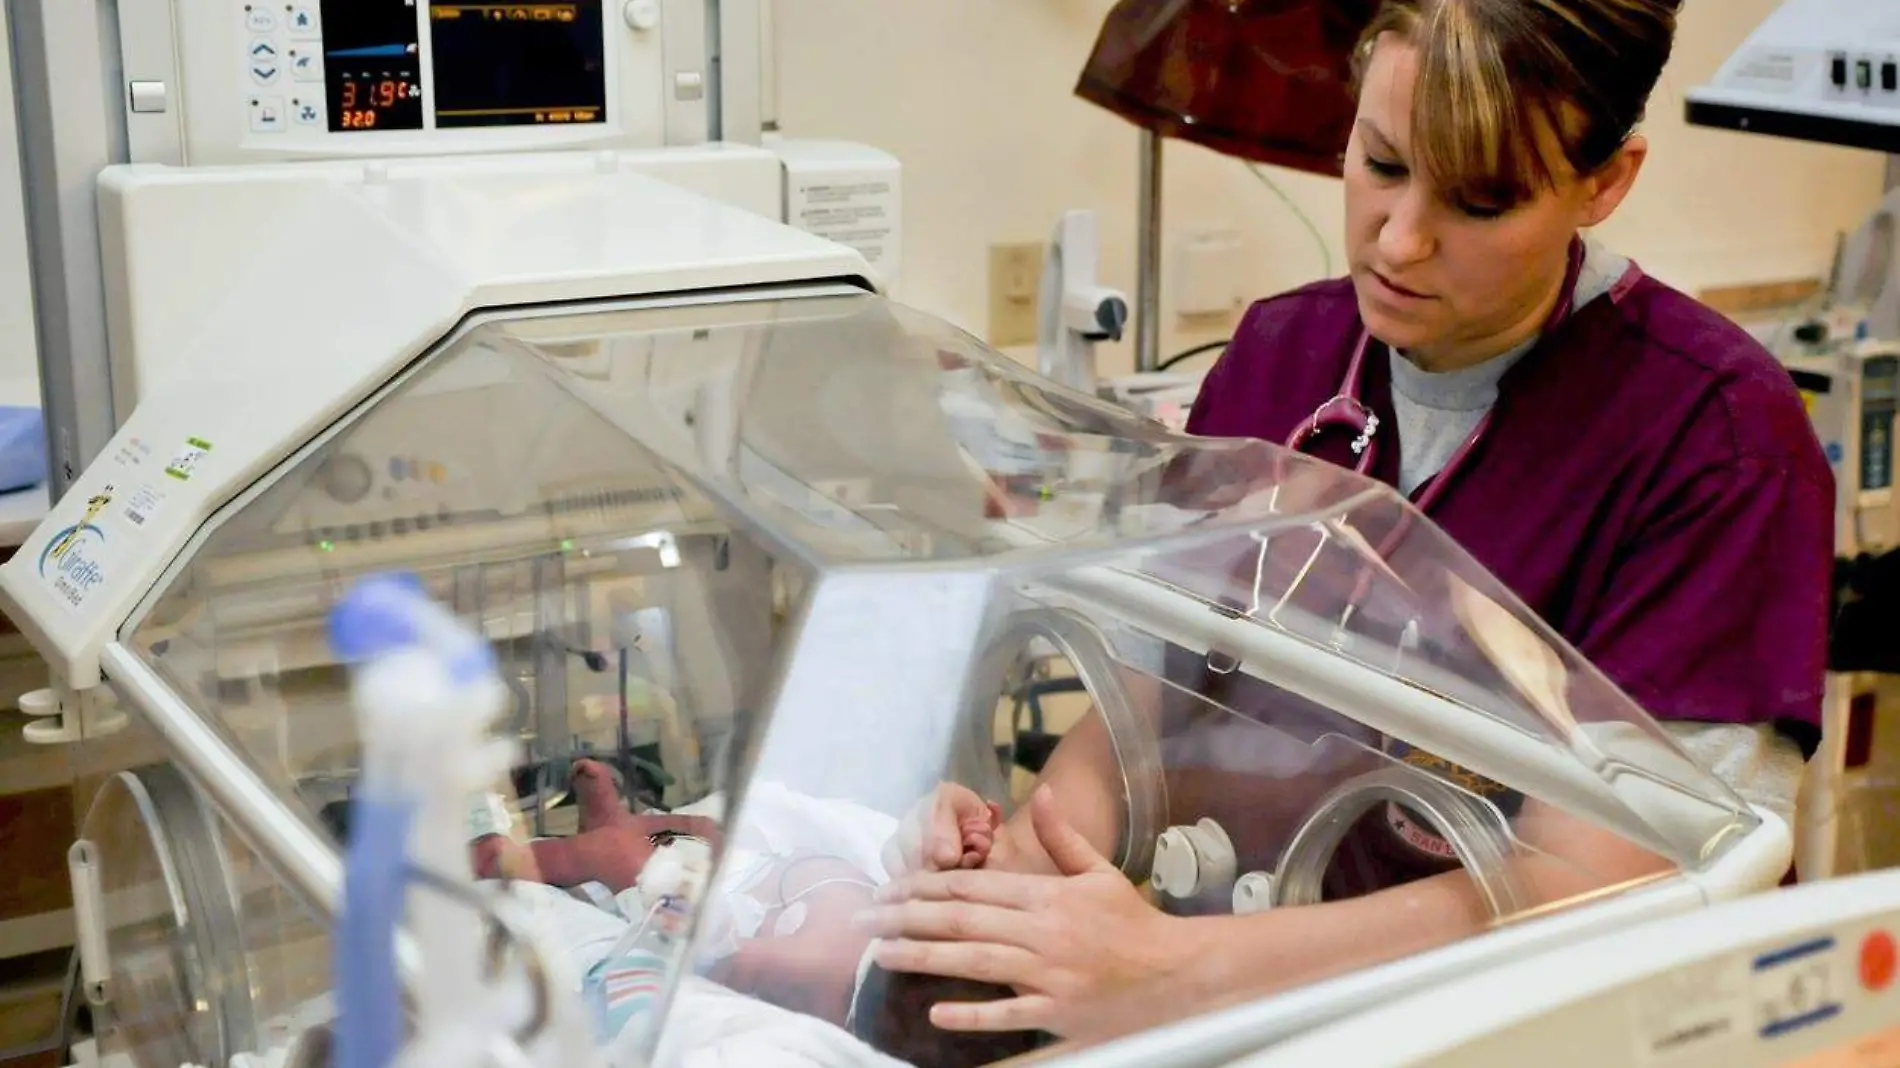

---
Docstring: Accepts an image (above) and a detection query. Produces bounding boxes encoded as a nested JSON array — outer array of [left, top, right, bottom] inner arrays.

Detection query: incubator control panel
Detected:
[[1824, 50, 1900, 106], [141, 0, 723, 164], [1713, 41, 1900, 113], [238, 1, 611, 136]]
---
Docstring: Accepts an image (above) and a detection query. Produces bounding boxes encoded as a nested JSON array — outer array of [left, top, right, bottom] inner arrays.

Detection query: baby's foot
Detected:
[[571, 759, 631, 832]]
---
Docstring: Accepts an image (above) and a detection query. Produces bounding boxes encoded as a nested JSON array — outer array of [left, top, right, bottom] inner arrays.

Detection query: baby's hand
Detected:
[[885, 785, 999, 876], [957, 801, 1006, 869]]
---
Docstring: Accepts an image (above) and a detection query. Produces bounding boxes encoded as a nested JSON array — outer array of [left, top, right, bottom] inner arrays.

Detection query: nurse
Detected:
[[859, 0, 1834, 1043]]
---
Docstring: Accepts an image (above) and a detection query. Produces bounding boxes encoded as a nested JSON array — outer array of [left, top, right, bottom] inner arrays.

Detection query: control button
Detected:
[[1862, 931, 1896, 992], [249, 37, 278, 61], [248, 96, 285, 132], [292, 97, 323, 127], [251, 64, 280, 85], [320, 454, 374, 504], [1857, 58, 1874, 91], [286, 4, 320, 38], [674, 71, 704, 101], [244, 4, 275, 31], [290, 50, 321, 81], [623, 0, 660, 30], [1834, 53, 1849, 88], [1884, 60, 1897, 93], [128, 80, 168, 114]]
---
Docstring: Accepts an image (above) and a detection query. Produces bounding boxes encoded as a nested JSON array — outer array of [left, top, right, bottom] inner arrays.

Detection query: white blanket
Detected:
[[646, 978, 907, 1068]]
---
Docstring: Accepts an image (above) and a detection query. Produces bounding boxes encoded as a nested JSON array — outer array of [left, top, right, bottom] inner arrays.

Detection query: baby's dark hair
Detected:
[[850, 964, 1049, 1068], [1354, 0, 1681, 208]]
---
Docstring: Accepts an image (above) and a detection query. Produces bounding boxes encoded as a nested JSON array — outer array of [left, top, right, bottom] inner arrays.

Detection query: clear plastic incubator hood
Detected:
[[0, 286, 1792, 1068]]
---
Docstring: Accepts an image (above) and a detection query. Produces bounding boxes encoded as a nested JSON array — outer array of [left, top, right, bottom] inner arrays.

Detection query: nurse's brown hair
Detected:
[[1353, 0, 1680, 208]]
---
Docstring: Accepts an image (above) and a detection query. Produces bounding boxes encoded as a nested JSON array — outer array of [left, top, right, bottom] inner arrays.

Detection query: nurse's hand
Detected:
[[855, 785, 1200, 1040], [883, 783, 1005, 876]]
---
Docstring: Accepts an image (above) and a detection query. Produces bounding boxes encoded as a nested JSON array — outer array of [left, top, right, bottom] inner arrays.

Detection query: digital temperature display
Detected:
[[320, 0, 424, 132], [334, 76, 420, 129]]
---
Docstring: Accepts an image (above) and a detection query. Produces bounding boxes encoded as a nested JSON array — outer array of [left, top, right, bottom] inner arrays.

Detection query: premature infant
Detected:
[[470, 760, 1041, 1065]]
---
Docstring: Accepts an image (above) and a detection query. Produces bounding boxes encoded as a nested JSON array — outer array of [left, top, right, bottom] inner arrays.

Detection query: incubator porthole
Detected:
[[77, 769, 254, 1068], [966, 607, 1165, 879]]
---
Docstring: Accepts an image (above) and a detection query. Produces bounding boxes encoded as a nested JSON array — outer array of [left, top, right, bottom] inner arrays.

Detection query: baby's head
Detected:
[[850, 965, 1048, 1068]]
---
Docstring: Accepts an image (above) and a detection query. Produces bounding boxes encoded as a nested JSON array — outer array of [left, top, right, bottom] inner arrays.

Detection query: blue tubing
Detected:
[[334, 793, 416, 1068]]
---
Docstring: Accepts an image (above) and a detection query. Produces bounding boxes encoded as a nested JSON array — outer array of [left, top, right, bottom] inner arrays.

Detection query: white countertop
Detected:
[[0, 483, 48, 551], [0, 375, 49, 551]]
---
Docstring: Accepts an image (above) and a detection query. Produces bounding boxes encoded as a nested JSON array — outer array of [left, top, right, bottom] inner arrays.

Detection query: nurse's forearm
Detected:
[[1174, 819, 1673, 1010], [989, 708, 1125, 876], [1168, 865, 1493, 1015]]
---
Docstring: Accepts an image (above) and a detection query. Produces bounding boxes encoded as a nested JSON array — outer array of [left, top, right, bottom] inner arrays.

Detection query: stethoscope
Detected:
[[1283, 241, 1640, 512]]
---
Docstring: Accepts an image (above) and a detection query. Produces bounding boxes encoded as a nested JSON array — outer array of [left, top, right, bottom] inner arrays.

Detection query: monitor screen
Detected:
[[428, 1, 609, 128], [318, 0, 424, 132]]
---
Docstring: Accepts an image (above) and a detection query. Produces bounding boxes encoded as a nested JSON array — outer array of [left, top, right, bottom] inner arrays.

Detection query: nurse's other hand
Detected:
[[857, 785, 1199, 1040], [884, 783, 1001, 876]]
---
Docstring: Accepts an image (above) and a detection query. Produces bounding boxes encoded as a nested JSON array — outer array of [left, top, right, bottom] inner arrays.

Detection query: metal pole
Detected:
[[1135, 129, 1164, 373], [8, 0, 124, 498]]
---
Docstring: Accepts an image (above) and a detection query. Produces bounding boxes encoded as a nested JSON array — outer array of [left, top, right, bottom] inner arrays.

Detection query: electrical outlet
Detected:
[[988, 242, 1044, 348]]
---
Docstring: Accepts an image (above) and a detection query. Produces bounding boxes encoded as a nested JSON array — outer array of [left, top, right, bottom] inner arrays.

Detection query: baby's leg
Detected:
[[471, 759, 722, 892], [569, 759, 720, 840]]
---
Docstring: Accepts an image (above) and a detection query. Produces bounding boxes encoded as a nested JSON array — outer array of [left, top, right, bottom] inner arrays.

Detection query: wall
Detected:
[[0, 1, 39, 393], [774, 0, 1888, 376]]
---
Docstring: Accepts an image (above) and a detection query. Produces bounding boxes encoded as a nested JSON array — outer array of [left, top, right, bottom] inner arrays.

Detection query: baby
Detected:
[[469, 760, 1037, 1064], [469, 760, 1000, 894]]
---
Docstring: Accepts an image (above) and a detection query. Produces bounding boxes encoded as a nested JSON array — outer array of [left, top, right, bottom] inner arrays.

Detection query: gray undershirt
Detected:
[[1389, 240, 1630, 496]]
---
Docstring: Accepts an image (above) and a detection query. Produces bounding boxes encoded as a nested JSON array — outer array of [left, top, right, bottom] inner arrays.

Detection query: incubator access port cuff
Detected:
[[44, 289, 1786, 1068]]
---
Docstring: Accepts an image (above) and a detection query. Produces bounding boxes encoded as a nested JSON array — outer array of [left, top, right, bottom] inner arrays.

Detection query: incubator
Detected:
[[0, 249, 1796, 1067], [0, 3, 1804, 1068]]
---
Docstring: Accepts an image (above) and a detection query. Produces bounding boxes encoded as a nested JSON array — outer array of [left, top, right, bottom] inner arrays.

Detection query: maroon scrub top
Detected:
[[1185, 256, 1834, 746]]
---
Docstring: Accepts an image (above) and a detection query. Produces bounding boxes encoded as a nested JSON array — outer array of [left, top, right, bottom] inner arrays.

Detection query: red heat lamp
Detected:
[[1074, 0, 1383, 369]]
